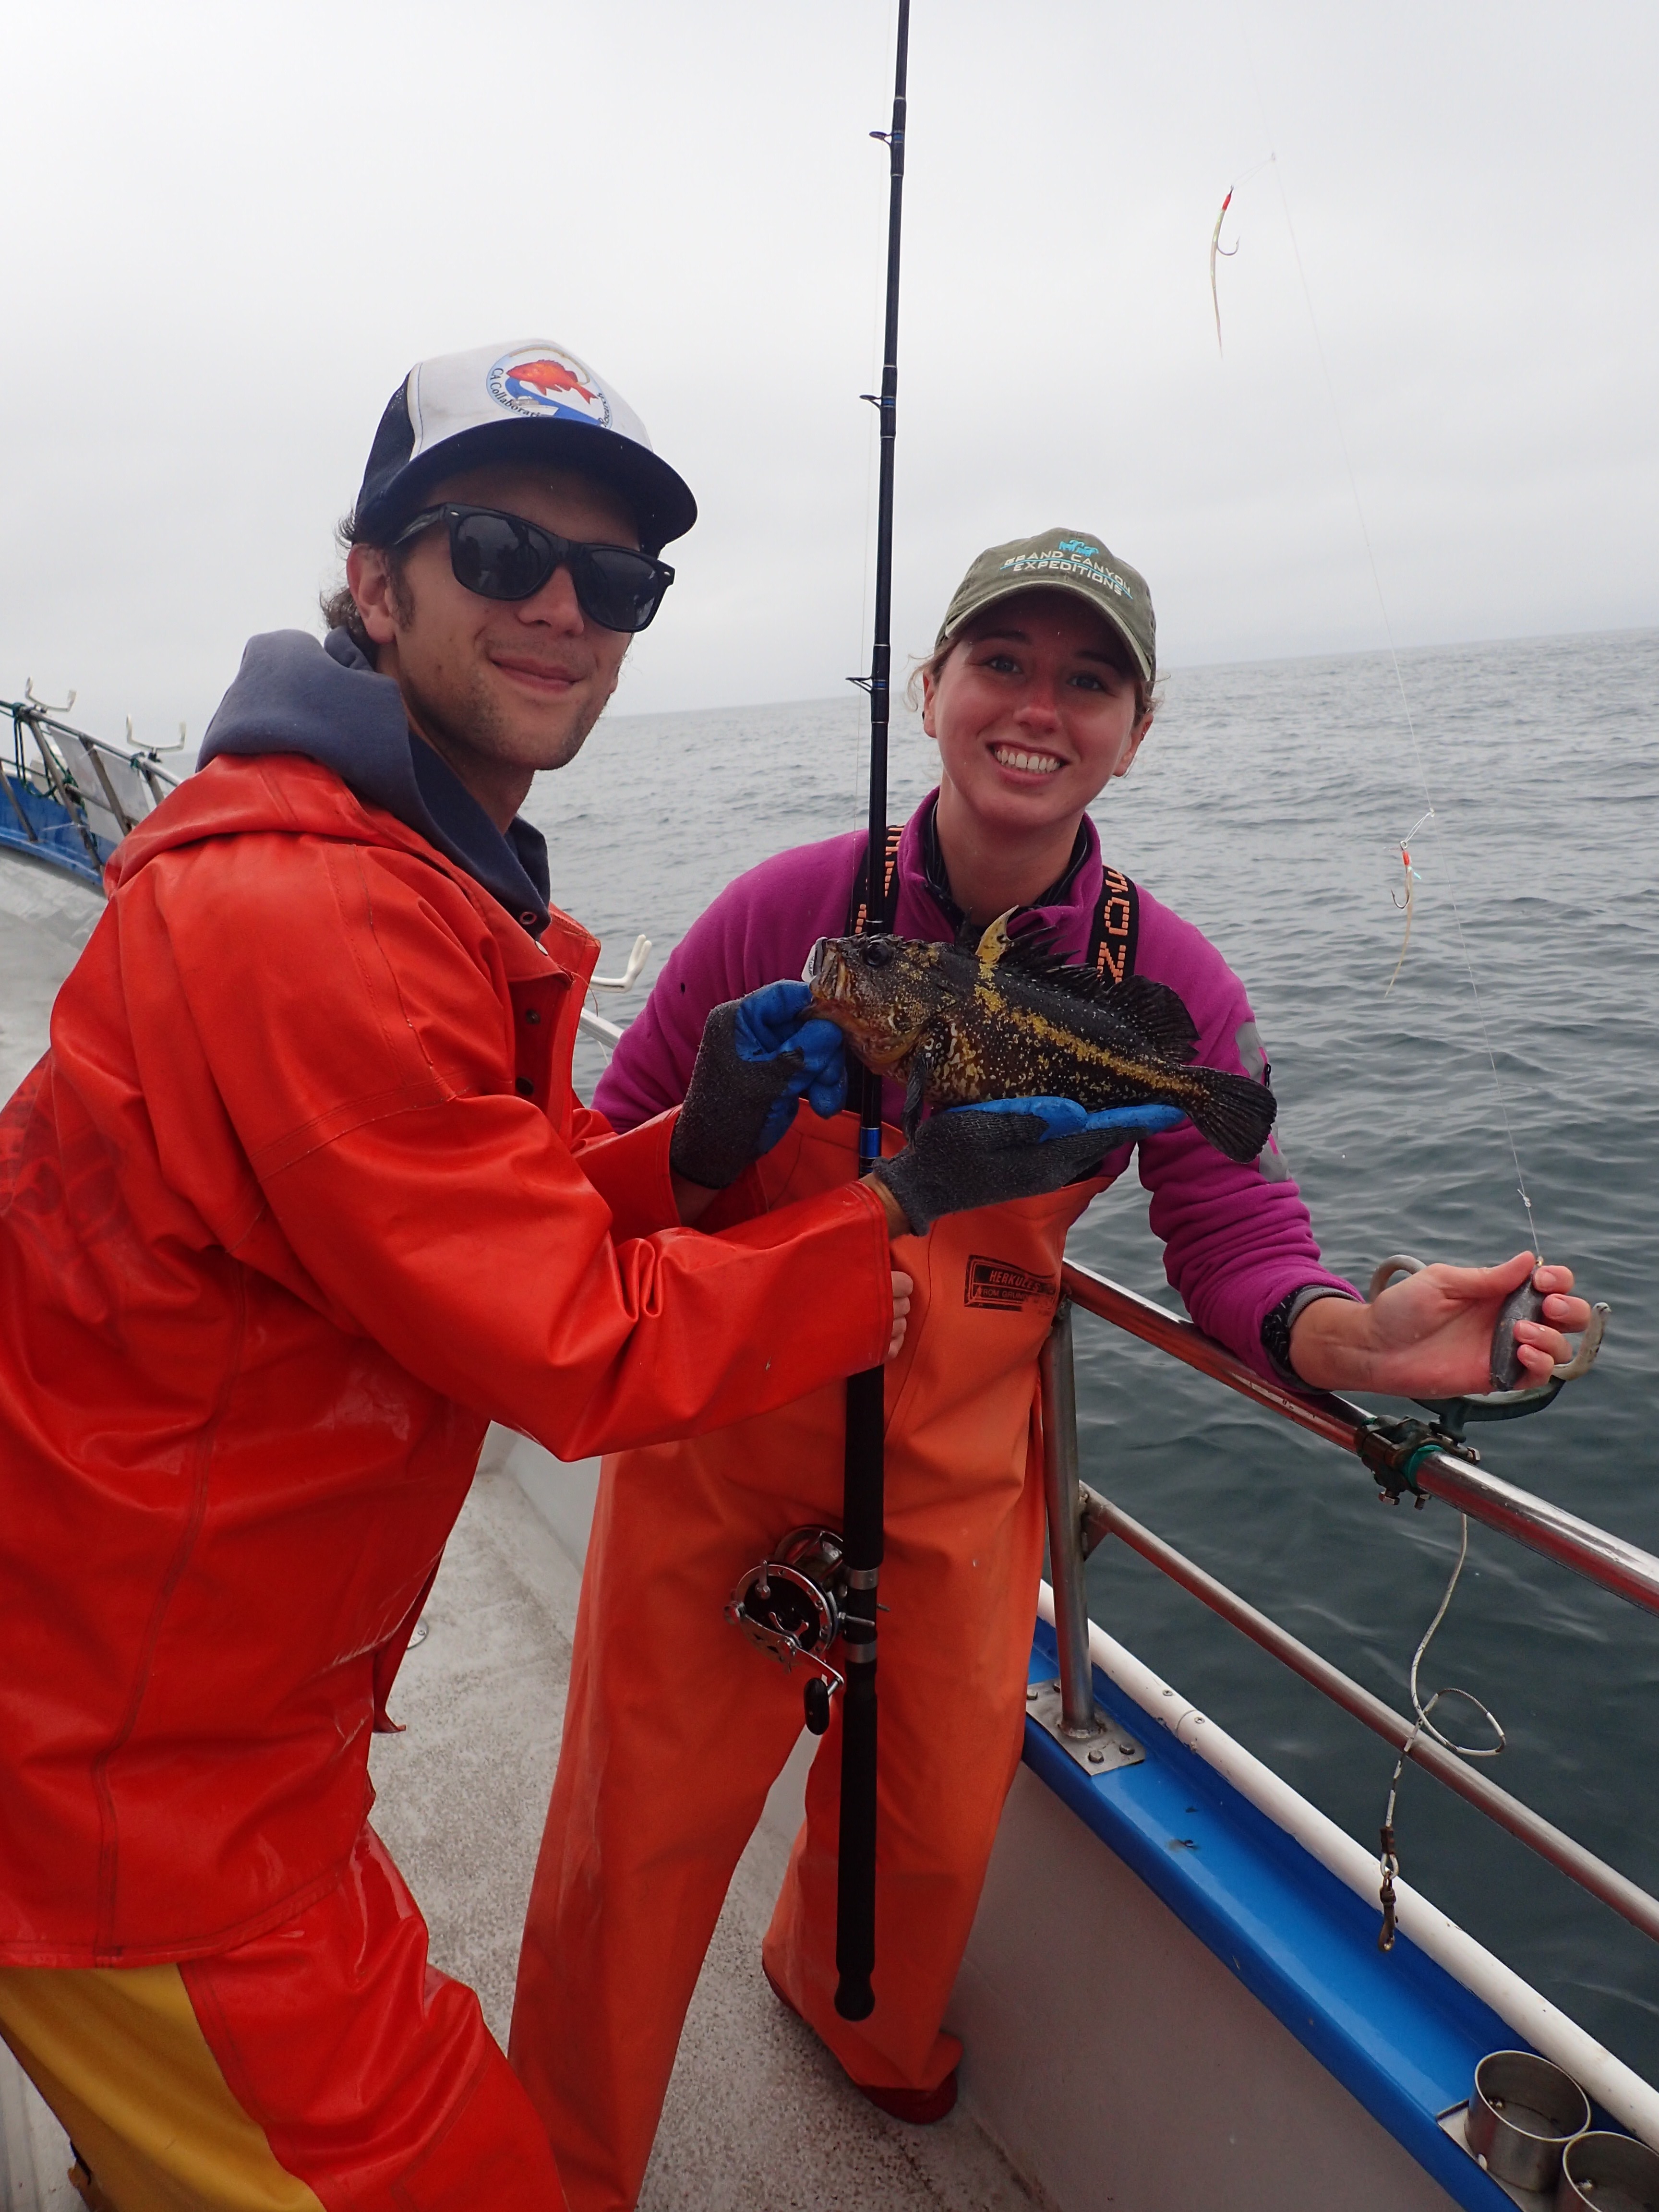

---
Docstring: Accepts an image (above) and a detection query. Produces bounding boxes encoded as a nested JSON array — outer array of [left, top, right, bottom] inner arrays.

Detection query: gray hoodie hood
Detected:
[[198, 628, 551, 936]]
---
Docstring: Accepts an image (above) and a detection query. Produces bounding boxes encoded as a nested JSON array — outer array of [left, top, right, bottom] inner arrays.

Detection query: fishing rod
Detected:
[[836, 0, 910, 2026]]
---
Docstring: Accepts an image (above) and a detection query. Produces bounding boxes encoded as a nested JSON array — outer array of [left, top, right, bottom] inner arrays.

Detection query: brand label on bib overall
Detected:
[[964, 1256, 1058, 1312]]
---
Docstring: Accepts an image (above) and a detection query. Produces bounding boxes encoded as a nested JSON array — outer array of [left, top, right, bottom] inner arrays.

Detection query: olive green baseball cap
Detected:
[[935, 527, 1155, 683]]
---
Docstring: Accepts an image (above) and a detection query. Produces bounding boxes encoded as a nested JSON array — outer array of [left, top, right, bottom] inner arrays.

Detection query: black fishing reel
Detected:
[[725, 1526, 848, 1736], [1369, 1254, 1610, 1440]]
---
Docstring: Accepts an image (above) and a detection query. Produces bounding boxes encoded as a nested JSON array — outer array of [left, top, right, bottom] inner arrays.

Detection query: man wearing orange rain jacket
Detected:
[[0, 341, 942, 2212]]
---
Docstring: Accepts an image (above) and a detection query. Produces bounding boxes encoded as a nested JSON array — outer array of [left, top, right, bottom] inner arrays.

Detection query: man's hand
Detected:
[[888, 1270, 914, 1360], [1289, 1252, 1591, 1396], [670, 982, 848, 1194]]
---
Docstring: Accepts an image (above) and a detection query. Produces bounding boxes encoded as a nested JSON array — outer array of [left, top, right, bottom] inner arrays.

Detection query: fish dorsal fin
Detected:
[[962, 917, 1201, 1064], [974, 909, 1017, 971], [993, 938, 1201, 1063], [1106, 975, 1200, 1061]]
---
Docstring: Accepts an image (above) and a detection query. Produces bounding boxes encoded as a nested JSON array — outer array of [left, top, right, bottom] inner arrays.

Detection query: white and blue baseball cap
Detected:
[[354, 338, 697, 553]]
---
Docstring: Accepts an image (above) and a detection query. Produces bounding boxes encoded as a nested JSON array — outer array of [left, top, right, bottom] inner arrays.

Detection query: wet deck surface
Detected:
[[0, 856, 100, 1102]]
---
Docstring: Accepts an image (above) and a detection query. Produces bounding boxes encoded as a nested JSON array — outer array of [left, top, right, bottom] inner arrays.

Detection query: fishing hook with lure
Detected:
[[1208, 157, 1272, 358], [1383, 809, 1433, 997], [1210, 188, 1238, 355]]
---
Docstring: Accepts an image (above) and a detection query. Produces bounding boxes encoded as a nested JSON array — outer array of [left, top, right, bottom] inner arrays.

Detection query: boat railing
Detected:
[[1039, 1259, 1659, 1948], [2, 696, 180, 867]]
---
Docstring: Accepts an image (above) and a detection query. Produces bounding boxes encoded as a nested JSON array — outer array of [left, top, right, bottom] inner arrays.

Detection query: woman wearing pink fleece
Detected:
[[510, 529, 1588, 2209]]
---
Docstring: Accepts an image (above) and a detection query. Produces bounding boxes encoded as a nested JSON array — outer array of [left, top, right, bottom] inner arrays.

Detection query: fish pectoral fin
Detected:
[[974, 909, 1017, 971]]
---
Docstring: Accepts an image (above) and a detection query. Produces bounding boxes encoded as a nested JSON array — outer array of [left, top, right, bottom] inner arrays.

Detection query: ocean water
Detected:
[[534, 626, 1659, 2080]]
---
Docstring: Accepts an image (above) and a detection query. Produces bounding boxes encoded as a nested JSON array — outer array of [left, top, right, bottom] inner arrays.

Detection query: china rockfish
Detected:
[[808, 914, 1277, 1164], [510, 359, 598, 403]]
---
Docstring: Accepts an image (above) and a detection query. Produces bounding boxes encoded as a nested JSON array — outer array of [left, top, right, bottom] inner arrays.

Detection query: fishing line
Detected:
[[1375, 1513, 1506, 1951], [1238, 26, 1544, 1261]]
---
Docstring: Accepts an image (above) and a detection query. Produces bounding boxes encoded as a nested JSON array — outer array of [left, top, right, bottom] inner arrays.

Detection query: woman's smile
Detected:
[[989, 743, 1065, 777]]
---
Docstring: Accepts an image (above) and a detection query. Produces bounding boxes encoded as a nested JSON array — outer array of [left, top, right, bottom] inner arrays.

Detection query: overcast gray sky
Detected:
[[3, 0, 1655, 745]]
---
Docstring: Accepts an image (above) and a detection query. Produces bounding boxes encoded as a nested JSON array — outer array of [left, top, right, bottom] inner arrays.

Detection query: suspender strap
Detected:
[[847, 830, 1137, 978], [1085, 865, 1140, 984], [846, 823, 905, 935]]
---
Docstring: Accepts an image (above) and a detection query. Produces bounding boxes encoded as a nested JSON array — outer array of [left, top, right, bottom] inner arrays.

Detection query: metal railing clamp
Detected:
[[1356, 1415, 1479, 1507]]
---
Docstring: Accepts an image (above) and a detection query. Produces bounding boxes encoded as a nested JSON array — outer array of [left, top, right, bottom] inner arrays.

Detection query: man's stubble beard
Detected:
[[401, 654, 601, 779], [387, 560, 613, 782]]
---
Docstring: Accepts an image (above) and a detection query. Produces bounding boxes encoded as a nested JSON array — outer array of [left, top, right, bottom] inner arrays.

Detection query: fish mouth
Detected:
[[803, 938, 918, 1068], [805, 937, 847, 1006]]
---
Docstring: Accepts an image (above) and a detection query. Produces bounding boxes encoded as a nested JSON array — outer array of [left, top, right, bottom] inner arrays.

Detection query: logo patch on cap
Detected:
[[486, 347, 612, 429], [999, 549, 1133, 601]]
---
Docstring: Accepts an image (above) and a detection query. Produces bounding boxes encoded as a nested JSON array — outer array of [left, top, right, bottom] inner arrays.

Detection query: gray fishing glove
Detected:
[[872, 1096, 1187, 1236], [670, 983, 849, 1191]]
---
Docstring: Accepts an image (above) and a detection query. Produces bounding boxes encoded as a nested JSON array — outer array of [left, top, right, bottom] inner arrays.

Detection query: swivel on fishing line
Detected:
[[1376, 1513, 1505, 1952]]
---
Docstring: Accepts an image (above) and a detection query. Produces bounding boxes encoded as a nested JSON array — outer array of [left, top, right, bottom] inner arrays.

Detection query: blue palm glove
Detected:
[[733, 981, 848, 1148], [671, 982, 849, 1190], [872, 1094, 1188, 1236], [961, 1097, 1187, 1142]]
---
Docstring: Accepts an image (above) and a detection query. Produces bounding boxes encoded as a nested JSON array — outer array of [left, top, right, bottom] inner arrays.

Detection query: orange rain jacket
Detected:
[[0, 752, 891, 1968]]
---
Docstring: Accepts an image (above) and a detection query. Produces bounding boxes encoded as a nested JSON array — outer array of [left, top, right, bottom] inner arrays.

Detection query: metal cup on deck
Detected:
[[1557, 2129, 1659, 2210], [1465, 2051, 1590, 2193]]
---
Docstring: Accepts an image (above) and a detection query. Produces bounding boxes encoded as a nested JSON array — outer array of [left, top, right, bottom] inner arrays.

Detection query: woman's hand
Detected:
[[867, 1095, 1178, 1237], [1289, 1252, 1591, 1396], [888, 1270, 914, 1361]]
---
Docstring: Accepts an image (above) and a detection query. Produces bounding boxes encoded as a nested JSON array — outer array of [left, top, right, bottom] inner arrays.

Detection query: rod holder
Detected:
[[1465, 2049, 1590, 2192]]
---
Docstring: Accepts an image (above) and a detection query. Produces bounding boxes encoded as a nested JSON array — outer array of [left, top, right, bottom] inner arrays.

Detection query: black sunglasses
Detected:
[[392, 505, 674, 633]]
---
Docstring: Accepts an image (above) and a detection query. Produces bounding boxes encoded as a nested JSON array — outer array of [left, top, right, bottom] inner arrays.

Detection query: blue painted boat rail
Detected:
[[1022, 1616, 1532, 2210], [1, 691, 180, 893]]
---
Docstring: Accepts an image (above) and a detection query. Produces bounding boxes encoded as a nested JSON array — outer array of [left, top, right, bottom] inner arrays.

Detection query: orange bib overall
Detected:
[[510, 1111, 1107, 2212]]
